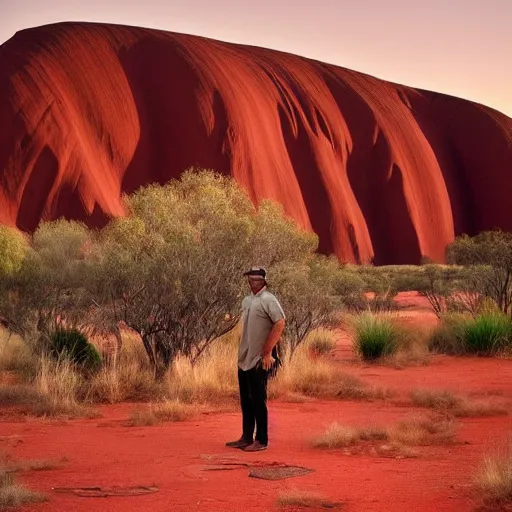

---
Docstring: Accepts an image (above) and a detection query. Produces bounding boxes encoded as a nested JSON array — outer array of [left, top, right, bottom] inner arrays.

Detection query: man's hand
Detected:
[[261, 353, 275, 371]]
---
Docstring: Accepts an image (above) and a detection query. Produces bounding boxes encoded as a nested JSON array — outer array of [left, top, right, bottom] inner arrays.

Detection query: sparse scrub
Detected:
[[0, 455, 67, 473], [312, 415, 456, 452], [410, 388, 508, 418], [0, 385, 48, 408], [475, 439, 512, 507], [427, 313, 469, 355], [0, 380, 95, 419], [87, 335, 161, 403], [127, 400, 192, 426], [87, 362, 159, 404], [303, 328, 337, 355], [269, 343, 391, 401], [384, 325, 430, 368], [351, 313, 401, 361], [427, 312, 512, 356], [391, 415, 457, 446], [277, 489, 342, 509], [0, 472, 47, 508], [447, 230, 512, 317], [166, 332, 239, 404], [33, 355, 91, 417], [410, 389, 460, 409], [0, 329, 36, 377], [311, 423, 387, 449]]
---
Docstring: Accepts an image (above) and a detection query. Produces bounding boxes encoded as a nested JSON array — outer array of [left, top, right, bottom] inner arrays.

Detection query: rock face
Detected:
[[0, 22, 511, 264]]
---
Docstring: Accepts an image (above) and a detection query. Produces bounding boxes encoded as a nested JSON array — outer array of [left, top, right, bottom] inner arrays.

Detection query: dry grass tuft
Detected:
[[166, 328, 240, 404], [410, 388, 460, 409], [410, 388, 508, 418], [1, 456, 68, 473], [312, 423, 388, 449], [0, 329, 37, 377], [0, 355, 97, 418], [34, 355, 93, 418], [127, 400, 193, 426], [302, 329, 338, 356], [475, 439, 512, 507], [269, 343, 393, 402], [386, 326, 431, 368], [276, 489, 342, 509], [0, 385, 45, 407], [390, 415, 457, 446], [312, 414, 457, 454], [0, 471, 47, 508]]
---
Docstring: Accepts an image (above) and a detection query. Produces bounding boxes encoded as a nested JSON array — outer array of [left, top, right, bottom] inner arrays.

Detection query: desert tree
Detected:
[[93, 170, 318, 378], [0, 220, 99, 342], [446, 231, 512, 316], [271, 255, 342, 354]]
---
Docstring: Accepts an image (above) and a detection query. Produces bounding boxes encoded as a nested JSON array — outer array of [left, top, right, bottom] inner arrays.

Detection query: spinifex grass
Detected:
[[352, 313, 401, 361]]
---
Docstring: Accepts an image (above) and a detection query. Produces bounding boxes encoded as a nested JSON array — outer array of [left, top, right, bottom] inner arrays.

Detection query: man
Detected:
[[226, 266, 286, 452]]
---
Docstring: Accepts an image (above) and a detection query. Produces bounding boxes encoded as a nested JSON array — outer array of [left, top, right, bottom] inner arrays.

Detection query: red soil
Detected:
[[2, 293, 512, 511], [1, 23, 512, 264]]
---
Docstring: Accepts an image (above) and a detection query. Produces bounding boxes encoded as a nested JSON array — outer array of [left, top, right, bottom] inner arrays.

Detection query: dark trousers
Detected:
[[238, 365, 269, 445]]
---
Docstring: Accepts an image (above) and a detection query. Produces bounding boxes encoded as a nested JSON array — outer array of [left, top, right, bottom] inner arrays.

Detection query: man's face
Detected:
[[248, 276, 265, 294]]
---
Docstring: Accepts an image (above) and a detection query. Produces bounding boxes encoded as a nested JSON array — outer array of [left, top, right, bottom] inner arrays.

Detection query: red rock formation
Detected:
[[0, 22, 511, 264]]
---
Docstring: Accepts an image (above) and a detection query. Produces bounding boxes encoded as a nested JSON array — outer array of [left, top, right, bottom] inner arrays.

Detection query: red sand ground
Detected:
[[1, 23, 512, 264], [2, 293, 512, 511]]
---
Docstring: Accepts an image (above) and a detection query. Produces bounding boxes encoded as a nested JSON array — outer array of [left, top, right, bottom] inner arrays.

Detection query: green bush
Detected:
[[462, 313, 512, 356], [352, 314, 400, 361], [429, 312, 512, 356], [0, 226, 29, 278], [49, 328, 102, 371]]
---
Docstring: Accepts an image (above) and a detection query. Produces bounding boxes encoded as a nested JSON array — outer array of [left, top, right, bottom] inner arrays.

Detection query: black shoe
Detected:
[[225, 438, 253, 449], [243, 441, 268, 452]]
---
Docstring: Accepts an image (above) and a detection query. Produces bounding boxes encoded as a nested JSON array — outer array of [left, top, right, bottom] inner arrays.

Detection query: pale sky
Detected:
[[0, 0, 511, 117]]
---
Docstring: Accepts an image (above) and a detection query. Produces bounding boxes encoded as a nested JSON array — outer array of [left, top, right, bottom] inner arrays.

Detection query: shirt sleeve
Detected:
[[262, 294, 286, 323]]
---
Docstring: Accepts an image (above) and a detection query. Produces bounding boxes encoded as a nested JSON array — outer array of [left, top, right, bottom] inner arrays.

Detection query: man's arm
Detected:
[[261, 318, 285, 370], [261, 318, 285, 357]]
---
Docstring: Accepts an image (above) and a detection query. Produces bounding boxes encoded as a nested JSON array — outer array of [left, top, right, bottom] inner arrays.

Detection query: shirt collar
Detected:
[[252, 286, 267, 297]]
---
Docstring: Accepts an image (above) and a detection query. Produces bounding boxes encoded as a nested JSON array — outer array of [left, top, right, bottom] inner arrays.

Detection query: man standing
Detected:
[[226, 267, 286, 452]]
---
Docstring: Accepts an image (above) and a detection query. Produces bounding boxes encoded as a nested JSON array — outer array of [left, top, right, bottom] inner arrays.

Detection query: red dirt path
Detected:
[[3, 293, 512, 511]]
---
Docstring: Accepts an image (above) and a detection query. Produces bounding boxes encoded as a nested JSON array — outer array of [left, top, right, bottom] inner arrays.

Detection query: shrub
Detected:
[[0, 220, 96, 339], [0, 226, 29, 278], [49, 328, 102, 371], [271, 256, 341, 354], [93, 170, 319, 378], [447, 230, 512, 317], [462, 312, 512, 356], [352, 314, 400, 361]]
